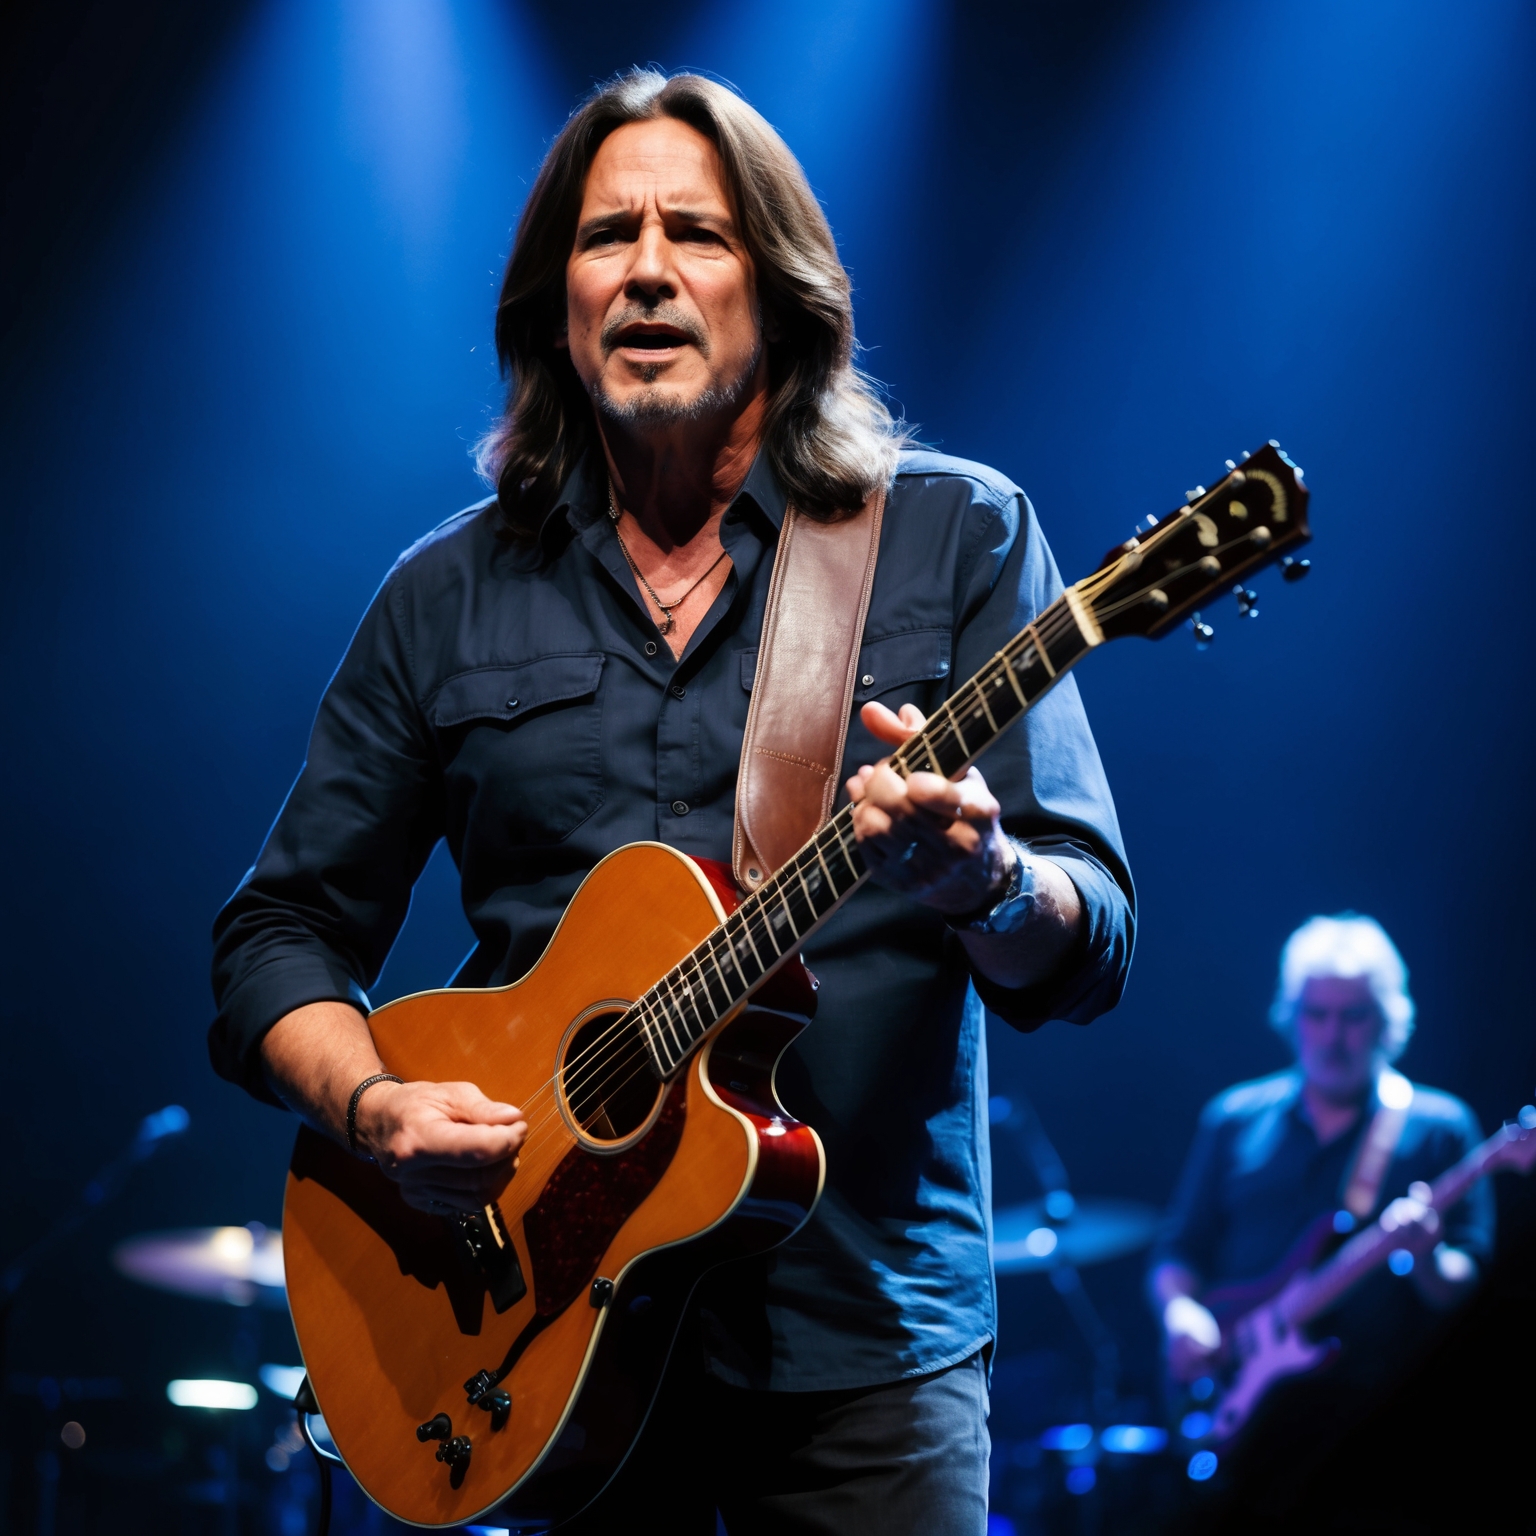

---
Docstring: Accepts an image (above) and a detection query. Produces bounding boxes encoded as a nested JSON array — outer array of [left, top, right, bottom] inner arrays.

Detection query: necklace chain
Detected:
[[607, 486, 729, 637]]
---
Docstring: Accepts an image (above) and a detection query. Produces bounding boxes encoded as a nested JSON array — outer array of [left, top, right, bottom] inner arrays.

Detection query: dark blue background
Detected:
[[2, 0, 1533, 1529]]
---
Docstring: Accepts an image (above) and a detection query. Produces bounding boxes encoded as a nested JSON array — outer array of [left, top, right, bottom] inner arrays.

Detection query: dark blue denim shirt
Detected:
[[210, 447, 1135, 1390]]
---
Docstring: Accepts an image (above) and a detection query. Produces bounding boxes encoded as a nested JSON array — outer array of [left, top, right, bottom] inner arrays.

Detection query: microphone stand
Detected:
[[0, 1105, 190, 1388]]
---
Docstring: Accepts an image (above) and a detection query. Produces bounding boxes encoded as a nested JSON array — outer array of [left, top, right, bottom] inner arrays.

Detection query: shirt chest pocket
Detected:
[[739, 628, 952, 702], [429, 654, 606, 847]]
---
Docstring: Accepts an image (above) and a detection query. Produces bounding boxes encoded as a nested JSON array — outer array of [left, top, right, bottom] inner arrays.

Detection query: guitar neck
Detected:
[[1280, 1128, 1504, 1327], [629, 587, 1104, 1077]]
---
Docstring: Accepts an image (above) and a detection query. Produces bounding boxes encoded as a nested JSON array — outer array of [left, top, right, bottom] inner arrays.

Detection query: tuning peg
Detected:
[[1189, 613, 1213, 650], [1224, 459, 1237, 471], [1239, 450, 1251, 461], [1233, 583, 1259, 619], [1281, 557, 1311, 583], [1184, 485, 1207, 503]]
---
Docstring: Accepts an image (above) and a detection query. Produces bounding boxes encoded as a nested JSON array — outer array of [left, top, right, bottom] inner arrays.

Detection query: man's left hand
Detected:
[[848, 701, 1014, 917]]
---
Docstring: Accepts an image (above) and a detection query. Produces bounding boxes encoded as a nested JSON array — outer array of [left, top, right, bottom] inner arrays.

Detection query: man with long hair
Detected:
[[212, 71, 1133, 1532]]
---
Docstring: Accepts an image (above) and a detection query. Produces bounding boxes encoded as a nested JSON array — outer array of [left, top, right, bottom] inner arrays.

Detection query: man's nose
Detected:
[[625, 222, 676, 301]]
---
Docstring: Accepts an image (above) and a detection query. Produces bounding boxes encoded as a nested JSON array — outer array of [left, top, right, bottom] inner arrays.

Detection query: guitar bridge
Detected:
[[452, 1202, 527, 1314]]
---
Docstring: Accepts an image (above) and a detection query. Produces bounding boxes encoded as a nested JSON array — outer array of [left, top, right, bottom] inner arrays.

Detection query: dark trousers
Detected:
[[562, 1344, 991, 1535]]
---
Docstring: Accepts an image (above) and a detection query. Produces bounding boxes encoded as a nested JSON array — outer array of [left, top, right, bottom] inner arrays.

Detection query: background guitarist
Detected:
[[1149, 914, 1492, 1478], [209, 71, 1134, 1533]]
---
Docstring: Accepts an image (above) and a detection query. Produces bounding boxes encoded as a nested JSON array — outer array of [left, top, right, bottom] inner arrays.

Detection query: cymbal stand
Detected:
[[990, 1089, 1121, 1416]]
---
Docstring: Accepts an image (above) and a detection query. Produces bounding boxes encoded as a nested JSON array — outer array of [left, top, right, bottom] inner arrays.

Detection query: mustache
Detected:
[[599, 304, 709, 356]]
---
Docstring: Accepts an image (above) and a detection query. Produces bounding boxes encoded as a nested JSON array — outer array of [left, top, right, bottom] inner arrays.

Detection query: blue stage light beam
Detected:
[[678, 0, 946, 395]]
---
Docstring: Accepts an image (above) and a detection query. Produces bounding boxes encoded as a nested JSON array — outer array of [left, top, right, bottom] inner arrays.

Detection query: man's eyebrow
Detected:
[[574, 206, 736, 241]]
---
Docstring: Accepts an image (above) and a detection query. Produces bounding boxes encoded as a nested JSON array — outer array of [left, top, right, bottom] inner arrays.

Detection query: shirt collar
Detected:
[[541, 442, 788, 544]]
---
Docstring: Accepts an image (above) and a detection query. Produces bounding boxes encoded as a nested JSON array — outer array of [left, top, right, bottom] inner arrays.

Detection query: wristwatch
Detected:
[[947, 840, 1032, 934]]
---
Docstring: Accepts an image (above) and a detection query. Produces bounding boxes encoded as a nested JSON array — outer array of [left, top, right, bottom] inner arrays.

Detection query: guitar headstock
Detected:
[[1489, 1103, 1536, 1177], [1079, 443, 1311, 642]]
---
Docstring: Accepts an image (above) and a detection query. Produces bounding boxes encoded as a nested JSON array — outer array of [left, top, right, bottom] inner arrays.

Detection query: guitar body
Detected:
[[282, 842, 825, 1529], [1190, 1217, 1342, 1447]]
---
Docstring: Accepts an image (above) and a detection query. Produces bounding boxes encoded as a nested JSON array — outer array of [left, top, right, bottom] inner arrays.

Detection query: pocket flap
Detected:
[[740, 629, 952, 700], [429, 654, 605, 728], [852, 629, 951, 702]]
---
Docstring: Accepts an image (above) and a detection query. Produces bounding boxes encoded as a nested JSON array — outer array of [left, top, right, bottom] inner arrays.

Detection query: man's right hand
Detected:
[[352, 1078, 527, 1215], [1162, 1294, 1223, 1382], [259, 1000, 528, 1216]]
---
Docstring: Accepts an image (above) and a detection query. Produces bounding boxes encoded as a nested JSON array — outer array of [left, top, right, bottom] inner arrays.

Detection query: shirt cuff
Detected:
[[207, 954, 372, 1107], [967, 839, 1132, 1030]]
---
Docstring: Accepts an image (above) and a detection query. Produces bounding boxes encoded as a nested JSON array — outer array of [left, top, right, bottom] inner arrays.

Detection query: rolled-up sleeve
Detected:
[[950, 491, 1135, 1029], [209, 571, 442, 1103]]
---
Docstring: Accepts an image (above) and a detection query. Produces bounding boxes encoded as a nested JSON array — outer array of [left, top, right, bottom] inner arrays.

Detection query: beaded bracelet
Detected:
[[346, 1073, 404, 1157]]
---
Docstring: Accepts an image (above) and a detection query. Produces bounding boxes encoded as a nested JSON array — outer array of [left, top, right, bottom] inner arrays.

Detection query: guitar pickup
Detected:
[[453, 1202, 528, 1314]]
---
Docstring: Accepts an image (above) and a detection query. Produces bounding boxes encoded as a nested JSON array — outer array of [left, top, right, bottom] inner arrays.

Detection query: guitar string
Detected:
[[489, 585, 1092, 1130], [481, 556, 1244, 1196], [476, 564, 1140, 1171], [494, 589, 1107, 1172], [474, 521, 1266, 1173], [476, 543, 1179, 1179], [462, 509, 1288, 1200]]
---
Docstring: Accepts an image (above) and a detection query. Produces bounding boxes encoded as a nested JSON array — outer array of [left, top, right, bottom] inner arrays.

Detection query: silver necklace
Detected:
[[607, 487, 729, 636]]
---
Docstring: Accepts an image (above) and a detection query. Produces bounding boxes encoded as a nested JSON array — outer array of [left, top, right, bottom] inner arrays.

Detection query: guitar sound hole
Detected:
[[561, 1012, 662, 1141]]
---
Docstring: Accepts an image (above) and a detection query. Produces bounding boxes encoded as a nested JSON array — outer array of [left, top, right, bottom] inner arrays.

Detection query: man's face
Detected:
[[1293, 974, 1385, 1102], [561, 117, 766, 431]]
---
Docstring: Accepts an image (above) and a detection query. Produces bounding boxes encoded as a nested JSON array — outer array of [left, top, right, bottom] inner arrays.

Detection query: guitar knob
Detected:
[[436, 1435, 473, 1470], [480, 1390, 512, 1431], [416, 1413, 452, 1443]]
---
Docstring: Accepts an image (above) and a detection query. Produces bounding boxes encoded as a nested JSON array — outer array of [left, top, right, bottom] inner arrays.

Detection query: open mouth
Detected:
[[615, 325, 690, 351]]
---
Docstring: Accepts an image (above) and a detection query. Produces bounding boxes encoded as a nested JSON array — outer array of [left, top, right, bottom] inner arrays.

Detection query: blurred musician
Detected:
[[1148, 914, 1493, 1456]]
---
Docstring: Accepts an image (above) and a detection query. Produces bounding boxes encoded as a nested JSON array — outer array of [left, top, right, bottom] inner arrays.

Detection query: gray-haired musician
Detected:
[[1149, 914, 1492, 1471]]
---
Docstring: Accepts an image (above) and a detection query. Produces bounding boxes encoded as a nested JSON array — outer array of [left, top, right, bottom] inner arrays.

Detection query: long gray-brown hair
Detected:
[[475, 70, 905, 539]]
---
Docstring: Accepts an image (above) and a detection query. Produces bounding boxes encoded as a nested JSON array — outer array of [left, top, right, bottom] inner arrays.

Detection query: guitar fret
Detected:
[[642, 1000, 680, 1074], [635, 1009, 670, 1075], [971, 680, 999, 734], [1001, 651, 1029, 706], [733, 909, 769, 973], [702, 943, 734, 1013], [1025, 621, 1055, 678], [680, 954, 716, 1033]]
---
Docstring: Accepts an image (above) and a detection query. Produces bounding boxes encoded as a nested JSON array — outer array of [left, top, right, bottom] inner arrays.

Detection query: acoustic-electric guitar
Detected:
[[284, 444, 1311, 1528]]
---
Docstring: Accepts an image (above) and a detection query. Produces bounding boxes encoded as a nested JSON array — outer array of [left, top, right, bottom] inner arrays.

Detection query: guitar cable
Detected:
[[293, 1375, 341, 1536]]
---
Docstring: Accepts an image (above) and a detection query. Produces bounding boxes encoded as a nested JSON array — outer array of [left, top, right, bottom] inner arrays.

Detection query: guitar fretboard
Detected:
[[627, 590, 1101, 1077], [1281, 1127, 1510, 1327]]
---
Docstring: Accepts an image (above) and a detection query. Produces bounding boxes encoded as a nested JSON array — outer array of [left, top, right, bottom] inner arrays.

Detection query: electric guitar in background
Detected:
[[1181, 1098, 1536, 1451], [282, 445, 1311, 1529]]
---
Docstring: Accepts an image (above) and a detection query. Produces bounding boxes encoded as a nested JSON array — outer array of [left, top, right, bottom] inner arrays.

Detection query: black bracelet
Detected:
[[346, 1073, 403, 1157]]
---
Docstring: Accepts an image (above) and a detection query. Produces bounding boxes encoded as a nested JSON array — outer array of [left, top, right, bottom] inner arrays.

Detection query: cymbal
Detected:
[[113, 1225, 285, 1307], [993, 1196, 1159, 1274]]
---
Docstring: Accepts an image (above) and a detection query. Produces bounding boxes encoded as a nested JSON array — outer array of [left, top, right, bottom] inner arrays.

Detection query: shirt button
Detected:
[[670, 683, 686, 699], [671, 800, 690, 816], [505, 697, 519, 709], [644, 641, 658, 657], [860, 674, 874, 687]]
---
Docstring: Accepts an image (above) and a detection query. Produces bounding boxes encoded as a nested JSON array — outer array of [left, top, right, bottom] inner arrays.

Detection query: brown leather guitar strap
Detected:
[[732, 485, 886, 892]]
